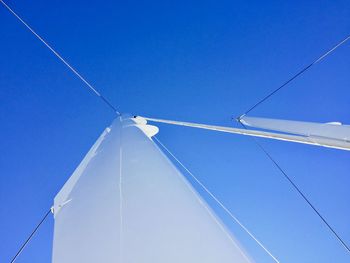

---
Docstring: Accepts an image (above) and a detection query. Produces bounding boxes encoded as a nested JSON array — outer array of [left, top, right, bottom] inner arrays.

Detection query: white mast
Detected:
[[52, 116, 252, 263]]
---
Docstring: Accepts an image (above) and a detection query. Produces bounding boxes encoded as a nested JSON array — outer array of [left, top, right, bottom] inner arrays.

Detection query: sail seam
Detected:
[[119, 118, 124, 262]]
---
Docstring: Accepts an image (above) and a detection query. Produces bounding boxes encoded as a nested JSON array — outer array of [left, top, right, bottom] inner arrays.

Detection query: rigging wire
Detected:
[[10, 208, 52, 263], [2, 0, 349, 258], [0, 1, 121, 260], [154, 137, 280, 263], [139, 115, 350, 151], [235, 29, 350, 253], [238, 34, 350, 119], [0, 0, 120, 115], [238, 122, 350, 254]]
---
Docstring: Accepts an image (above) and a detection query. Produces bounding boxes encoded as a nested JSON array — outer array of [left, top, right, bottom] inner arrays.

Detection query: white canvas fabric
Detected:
[[52, 116, 252, 263]]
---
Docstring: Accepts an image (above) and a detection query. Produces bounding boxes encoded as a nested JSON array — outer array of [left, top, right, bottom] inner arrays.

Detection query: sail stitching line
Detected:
[[0, 0, 120, 115], [154, 137, 280, 263]]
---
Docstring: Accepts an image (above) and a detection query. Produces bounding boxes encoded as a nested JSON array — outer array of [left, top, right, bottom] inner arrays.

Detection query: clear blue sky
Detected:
[[1, 0, 349, 262]]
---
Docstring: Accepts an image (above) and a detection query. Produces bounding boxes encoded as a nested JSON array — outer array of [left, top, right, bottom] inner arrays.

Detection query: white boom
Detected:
[[142, 116, 350, 151]]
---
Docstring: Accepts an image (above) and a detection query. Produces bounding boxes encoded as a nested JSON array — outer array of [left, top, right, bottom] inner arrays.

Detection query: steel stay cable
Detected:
[[238, 122, 350, 255], [3, 0, 350, 259], [234, 29, 350, 253], [10, 208, 52, 263], [0, 0, 120, 115], [142, 115, 350, 254], [0, 1, 122, 261], [238, 34, 350, 119], [154, 136, 280, 263]]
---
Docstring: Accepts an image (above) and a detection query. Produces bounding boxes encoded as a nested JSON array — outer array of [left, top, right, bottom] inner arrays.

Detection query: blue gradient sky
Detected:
[[1, 0, 349, 262]]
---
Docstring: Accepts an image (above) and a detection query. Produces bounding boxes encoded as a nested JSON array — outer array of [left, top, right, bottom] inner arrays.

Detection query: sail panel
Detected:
[[52, 118, 122, 262], [52, 116, 252, 263]]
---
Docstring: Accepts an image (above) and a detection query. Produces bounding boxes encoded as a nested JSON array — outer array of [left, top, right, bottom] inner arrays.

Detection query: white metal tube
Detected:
[[141, 116, 350, 151]]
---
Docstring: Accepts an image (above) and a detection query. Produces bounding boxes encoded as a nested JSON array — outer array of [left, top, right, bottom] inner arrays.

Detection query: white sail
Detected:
[[52, 116, 252, 263]]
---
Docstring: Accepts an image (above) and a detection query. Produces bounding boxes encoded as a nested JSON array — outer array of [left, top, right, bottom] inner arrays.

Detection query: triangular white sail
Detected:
[[52, 116, 252, 263]]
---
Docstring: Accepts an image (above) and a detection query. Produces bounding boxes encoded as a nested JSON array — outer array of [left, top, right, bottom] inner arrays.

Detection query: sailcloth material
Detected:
[[52, 116, 252, 263]]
